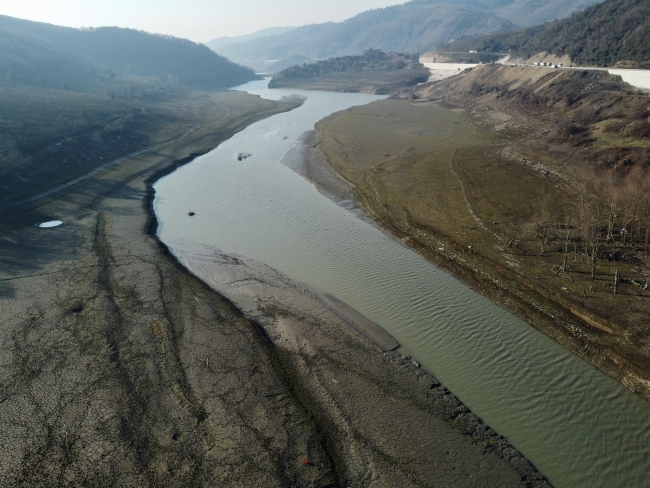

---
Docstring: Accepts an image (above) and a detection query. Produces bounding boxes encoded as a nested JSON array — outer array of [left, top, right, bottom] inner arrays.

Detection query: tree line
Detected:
[[449, 0, 650, 68]]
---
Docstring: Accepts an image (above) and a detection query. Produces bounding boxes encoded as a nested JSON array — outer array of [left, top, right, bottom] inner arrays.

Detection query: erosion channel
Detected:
[[154, 79, 650, 487]]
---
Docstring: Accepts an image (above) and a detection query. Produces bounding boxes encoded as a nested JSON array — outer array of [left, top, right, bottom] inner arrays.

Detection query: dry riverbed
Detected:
[[0, 90, 545, 486]]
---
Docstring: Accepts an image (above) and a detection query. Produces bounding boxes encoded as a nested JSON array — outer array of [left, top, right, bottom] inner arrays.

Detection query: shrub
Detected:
[[628, 120, 650, 138], [627, 107, 650, 120]]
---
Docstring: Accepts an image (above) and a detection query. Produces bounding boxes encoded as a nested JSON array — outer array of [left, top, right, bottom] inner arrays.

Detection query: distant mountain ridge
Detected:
[[205, 26, 296, 51], [449, 0, 650, 68], [214, 0, 603, 71], [0, 15, 258, 92]]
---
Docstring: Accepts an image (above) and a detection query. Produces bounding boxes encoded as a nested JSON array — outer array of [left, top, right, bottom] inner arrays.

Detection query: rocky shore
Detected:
[[0, 89, 547, 486]]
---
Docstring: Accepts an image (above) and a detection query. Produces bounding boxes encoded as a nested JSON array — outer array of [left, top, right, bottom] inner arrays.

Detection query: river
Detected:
[[153, 79, 650, 487]]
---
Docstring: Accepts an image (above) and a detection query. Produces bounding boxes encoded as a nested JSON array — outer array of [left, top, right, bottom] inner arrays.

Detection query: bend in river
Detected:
[[154, 79, 650, 487]]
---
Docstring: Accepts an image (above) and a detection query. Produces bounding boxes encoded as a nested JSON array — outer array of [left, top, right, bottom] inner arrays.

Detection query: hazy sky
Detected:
[[1, 0, 405, 42]]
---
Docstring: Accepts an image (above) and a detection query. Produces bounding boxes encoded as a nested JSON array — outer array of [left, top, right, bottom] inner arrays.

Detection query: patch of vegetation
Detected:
[[344, 338, 367, 351], [319, 85, 650, 398], [379, 451, 397, 466], [269, 50, 430, 94], [0, 86, 136, 166]]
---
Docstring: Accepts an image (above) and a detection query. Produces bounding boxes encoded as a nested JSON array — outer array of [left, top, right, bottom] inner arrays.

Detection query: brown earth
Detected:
[[316, 63, 650, 402], [0, 89, 547, 487]]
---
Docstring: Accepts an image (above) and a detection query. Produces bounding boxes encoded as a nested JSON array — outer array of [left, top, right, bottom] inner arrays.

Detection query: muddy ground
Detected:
[[0, 89, 546, 486]]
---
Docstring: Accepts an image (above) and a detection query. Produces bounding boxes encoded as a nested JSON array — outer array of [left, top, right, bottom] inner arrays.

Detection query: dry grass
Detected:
[[319, 96, 650, 395]]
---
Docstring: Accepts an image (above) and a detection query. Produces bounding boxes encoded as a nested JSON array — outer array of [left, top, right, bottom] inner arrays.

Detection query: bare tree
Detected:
[[558, 216, 575, 272], [598, 172, 619, 245], [532, 194, 553, 254], [584, 213, 602, 281], [570, 176, 603, 280]]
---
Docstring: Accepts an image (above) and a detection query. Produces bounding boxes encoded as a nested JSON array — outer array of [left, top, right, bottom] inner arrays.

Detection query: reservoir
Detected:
[[154, 79, 650, 487]]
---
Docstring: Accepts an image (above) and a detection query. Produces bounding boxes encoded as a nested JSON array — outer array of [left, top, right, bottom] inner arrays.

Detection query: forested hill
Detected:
[[0, 15, 258, 91], [268, 49, 431, 93], [271, 50, 428, 80], [451, 0, 650, 68], [215, 0, 602, 72]]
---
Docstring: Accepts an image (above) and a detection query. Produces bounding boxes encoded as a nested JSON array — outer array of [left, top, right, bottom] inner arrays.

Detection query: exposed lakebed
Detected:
[[154, 79, 650, 487]]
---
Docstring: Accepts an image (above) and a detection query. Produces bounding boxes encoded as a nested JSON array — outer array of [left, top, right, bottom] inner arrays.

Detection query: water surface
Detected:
[[154, 79, 650, 487]]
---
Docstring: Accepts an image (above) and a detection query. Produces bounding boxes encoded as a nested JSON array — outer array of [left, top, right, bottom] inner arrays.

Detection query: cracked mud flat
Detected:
[[0, 91, 546, 487]]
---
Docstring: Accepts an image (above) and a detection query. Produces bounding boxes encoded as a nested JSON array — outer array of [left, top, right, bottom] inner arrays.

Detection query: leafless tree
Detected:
[[598, 172, 619, 245], [532, 194, 553, 254], [570, 176, 603, 280], [558, 216, 576, 272]]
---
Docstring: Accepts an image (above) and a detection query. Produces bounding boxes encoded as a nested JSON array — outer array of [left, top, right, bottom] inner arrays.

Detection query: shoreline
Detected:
[[0, 89, 548, 486], [310, 94, 650, 404]]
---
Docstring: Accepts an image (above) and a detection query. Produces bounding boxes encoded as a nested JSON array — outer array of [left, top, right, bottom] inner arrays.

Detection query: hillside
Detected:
[[268, 49, 430, 93], [449, 0, 650, 68], [0, 15, 258, 92], [0, 15, 260, 208], [215, 0, 603, 72]]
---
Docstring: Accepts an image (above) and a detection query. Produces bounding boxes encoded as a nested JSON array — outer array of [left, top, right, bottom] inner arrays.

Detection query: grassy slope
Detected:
[[0, 86, 199, 207], [319, 65, 650, 399]]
